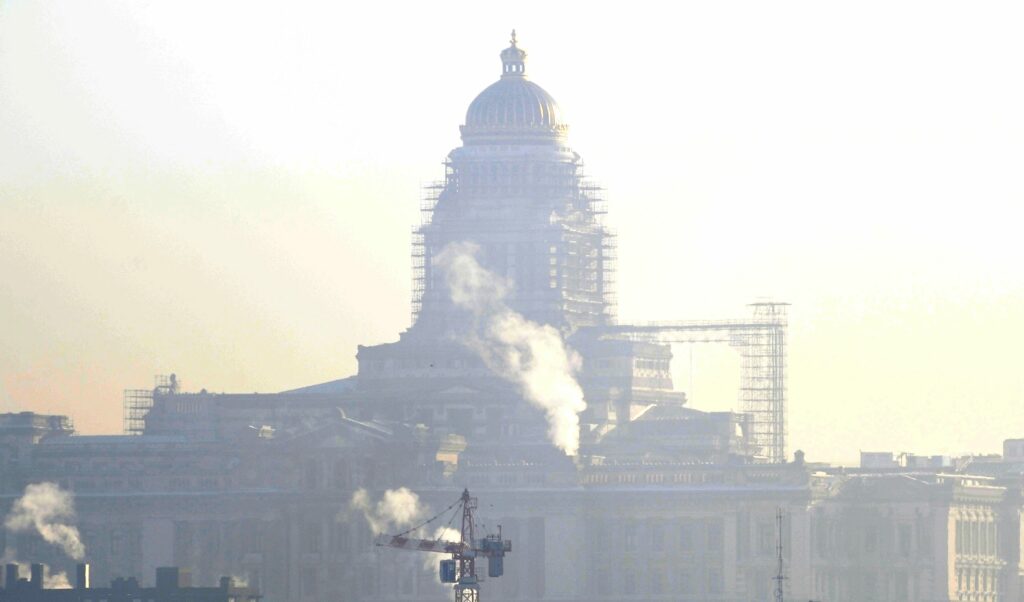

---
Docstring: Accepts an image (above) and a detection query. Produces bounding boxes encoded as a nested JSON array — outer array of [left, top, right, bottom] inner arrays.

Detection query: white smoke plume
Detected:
[[44, 571, 72, 589], [349, 487, 425, 536], [3, 482, 85, 561], [436, 242, 587, 455]]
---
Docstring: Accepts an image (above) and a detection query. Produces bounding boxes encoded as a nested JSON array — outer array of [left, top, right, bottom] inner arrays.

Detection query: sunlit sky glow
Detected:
[[1, 1, 1022, 464]]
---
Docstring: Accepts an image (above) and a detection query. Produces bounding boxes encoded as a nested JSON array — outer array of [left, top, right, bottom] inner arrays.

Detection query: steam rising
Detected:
[[44, 570, 72, 589], [4, 482, 85, 560], [349, 487, 425, 535], [436, 242, 587, 455], [349, 489, 460, 584]]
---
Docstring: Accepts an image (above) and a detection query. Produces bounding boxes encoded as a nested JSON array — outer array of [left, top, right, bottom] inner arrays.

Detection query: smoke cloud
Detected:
[[44, 571, 72, 589], [349, 490, 459, 584], [436, 242, 587, 455], [4, 482, 85, 561], [349, 487, 425, 535]]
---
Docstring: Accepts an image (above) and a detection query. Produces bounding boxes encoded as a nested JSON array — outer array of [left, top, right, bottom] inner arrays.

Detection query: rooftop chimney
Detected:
[[4, 564, 18, 590], [76, 563, 91, 589], [30, 563, 44, 589]]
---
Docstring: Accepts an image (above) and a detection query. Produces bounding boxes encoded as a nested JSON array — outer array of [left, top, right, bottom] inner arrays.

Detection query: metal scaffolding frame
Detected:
[[600, 302, 789, 463], [123, 374, 179, 435], [410, 156, 616, 329]]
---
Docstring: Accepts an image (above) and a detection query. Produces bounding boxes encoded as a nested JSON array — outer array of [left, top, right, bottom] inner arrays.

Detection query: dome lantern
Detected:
[[501, 30, 527, 77]]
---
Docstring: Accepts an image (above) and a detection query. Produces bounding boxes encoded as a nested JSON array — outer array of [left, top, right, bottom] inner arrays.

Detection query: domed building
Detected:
[[354, 34, 695, 449], [413, 31, 613, 331]]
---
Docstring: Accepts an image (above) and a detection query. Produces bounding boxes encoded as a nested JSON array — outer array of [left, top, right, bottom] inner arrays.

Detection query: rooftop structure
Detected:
[[0, 564, 259, 602]]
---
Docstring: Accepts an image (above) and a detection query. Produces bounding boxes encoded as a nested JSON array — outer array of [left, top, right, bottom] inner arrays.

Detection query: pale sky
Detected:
[[1, 1, 1022, 464]]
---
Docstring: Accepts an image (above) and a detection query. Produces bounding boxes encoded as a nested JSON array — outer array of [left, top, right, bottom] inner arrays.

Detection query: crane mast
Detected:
[[376, 488, 511, 602], [456, 489, 479, 602]]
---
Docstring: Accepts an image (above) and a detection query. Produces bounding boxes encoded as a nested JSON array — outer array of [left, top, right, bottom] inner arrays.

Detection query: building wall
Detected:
[[4, 414, 1024, 602]]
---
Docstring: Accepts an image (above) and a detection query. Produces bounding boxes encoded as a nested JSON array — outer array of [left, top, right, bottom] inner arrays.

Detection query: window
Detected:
[[708, 568, 723, 594], [679, 523, 693, 551], [898, 524, 912, 557], [110, 529, 123, 557], [895, 572, 908, 599], [650, 566, 665, 594], [650, 527, 664, 551], [624, 523, 637, 552], [706, 521, 723, 552], [919, 525, 932, 554], [333, 461, 349, 489], [864, 526, 877, 553], [593, 564, 610, 595], [304, 522, 322, 554], [758, 523, 774, 556], [303, 566, 318, 596], [591, 521, 609, 550], [332, 523, 349, 554], [304, 459, 319, 489], [678, 569, 690, 593], [623, 569, 636, 595]]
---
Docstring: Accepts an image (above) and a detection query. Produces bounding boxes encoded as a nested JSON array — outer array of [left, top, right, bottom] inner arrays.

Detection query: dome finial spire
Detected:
[[510, 29, 517, 46]]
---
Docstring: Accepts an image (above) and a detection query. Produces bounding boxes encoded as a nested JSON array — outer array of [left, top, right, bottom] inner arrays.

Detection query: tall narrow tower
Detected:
[[412, 32, 615, 333]]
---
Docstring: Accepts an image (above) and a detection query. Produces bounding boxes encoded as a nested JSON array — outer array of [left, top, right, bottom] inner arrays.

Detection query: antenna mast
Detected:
[[773, 508, 786, 602]]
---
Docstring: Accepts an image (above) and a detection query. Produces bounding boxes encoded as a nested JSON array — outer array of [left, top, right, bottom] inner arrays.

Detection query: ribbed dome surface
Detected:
[[465, 78, 563, 130], [459, 34, 568, 145]]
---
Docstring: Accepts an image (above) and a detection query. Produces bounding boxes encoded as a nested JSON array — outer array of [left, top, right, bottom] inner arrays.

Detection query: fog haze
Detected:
[[2, 1, 1022, 463]]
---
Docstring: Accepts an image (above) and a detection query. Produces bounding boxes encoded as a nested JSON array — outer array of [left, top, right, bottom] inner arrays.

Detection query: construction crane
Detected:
[[376, 489, 512, 602]]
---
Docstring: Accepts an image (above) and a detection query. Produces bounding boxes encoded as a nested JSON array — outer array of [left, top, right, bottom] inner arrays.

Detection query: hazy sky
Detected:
[[1, 1, 1021, 463]]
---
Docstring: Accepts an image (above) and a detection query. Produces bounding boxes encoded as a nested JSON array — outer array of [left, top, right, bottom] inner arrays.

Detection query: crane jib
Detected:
[[375, 489, 512, 602]]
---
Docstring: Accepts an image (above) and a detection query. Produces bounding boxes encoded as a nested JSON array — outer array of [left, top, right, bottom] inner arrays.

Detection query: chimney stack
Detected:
[[4, 564, 18, 590], [76, 563, 91, 589], [30, 563, 44, 589]]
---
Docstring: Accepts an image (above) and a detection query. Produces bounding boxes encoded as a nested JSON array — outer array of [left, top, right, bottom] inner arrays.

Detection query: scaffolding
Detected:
[[409, 153, 617, 330], [601, 227, 618, 321], [600, 302, 789, 463], [411, 182, 443, 323], [123, 374, 179, 435]]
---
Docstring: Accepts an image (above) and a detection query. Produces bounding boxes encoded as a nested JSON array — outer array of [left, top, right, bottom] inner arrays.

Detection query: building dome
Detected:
[[460, 32, 568, 145]]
